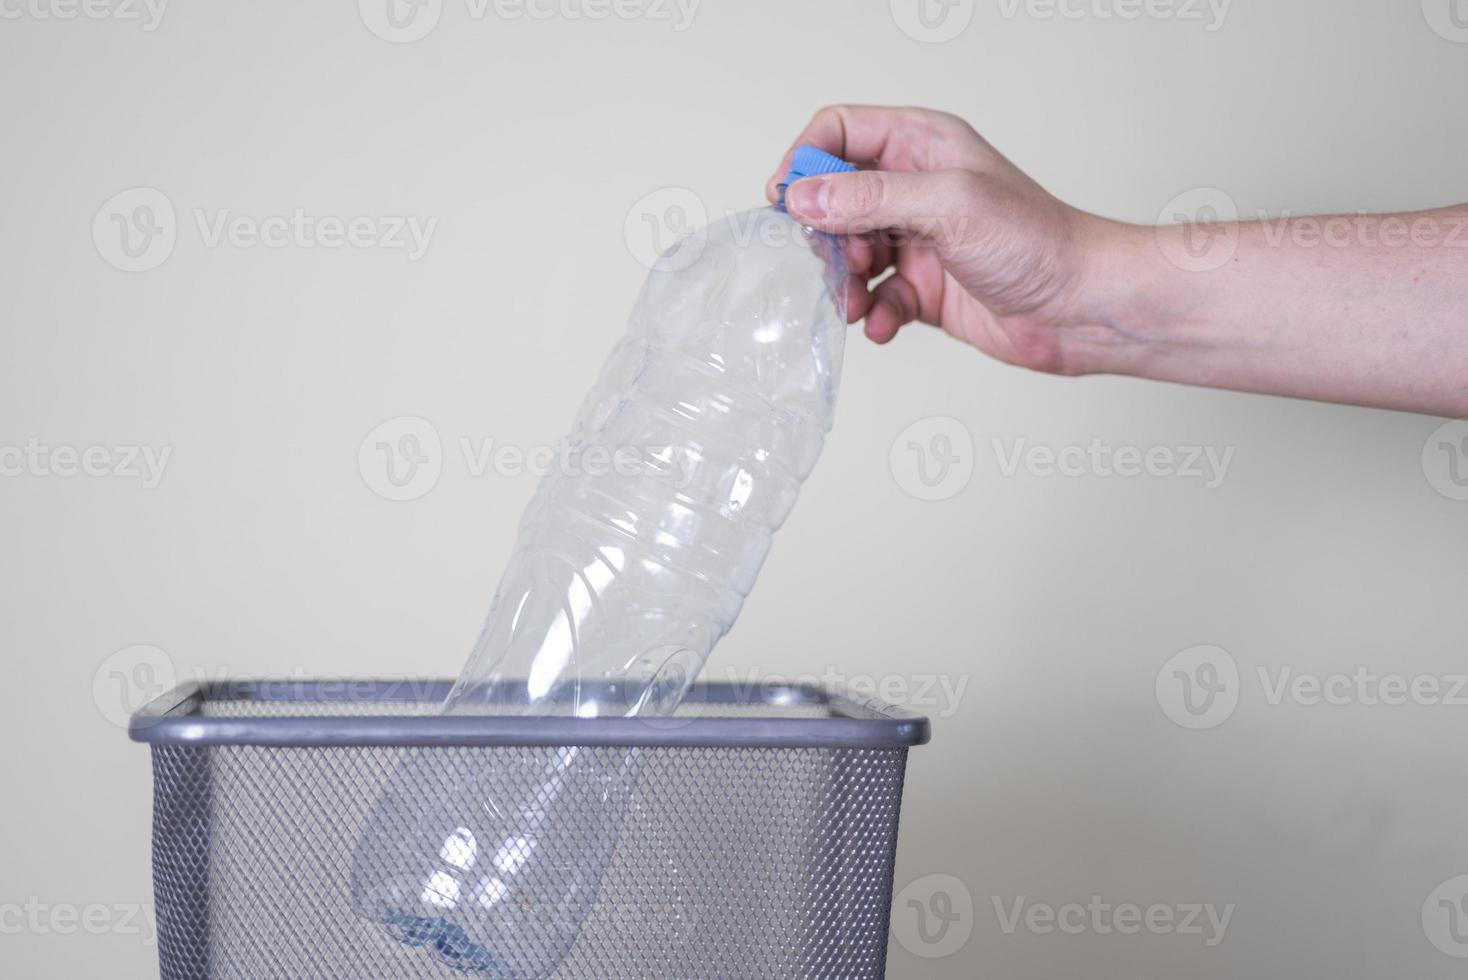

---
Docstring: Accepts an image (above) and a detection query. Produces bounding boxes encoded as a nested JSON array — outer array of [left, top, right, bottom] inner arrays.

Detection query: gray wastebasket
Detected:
[[130, 679, 930, 979]]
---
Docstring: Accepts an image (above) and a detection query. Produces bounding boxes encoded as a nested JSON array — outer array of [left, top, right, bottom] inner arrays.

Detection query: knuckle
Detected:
[[837, 171, 886, 219], [941, 167, 984, 198], [902, 107, 978, 142], [909, 170, 982, 243], [942, 170, 989, 217], [938, 110, 982, 141], [924, 107, 966, 130], [811, 104, 848, 128]]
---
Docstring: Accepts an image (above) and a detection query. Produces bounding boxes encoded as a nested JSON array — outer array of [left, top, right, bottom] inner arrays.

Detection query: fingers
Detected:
[[838, 229, 895, 275], [784, 168, 979, 243], [764, 105, 901, 199], [843, 274, 877, 325], [841, 233, 876, 280], [763, 106, 984, 343], [765, 105, 975, 202], [863, 272, 922, 344], [835, 230, 901, 324]]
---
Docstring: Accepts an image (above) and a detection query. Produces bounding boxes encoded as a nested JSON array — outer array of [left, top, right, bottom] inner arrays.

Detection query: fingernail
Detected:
[[786, 177, 828, 219]]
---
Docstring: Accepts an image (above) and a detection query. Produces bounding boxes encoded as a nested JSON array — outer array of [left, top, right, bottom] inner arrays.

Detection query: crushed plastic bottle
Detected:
[[349, 147, 856, 977]]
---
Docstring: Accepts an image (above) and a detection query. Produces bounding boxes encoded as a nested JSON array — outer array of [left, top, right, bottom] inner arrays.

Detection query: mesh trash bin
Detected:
[[130, 679, 930, 979]]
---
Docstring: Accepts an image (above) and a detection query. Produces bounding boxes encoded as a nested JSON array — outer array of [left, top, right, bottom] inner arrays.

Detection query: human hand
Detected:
[[767, 105, 1124, 374]]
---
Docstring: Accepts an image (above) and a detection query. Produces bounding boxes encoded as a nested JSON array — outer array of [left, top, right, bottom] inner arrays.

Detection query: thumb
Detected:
[[784, 168, 975, 242]]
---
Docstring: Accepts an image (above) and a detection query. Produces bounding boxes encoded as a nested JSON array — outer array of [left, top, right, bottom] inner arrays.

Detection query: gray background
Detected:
[[3, 0, 1468, 976]]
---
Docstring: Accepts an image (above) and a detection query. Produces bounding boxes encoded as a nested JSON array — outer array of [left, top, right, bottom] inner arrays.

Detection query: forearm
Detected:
[[1070, 207, 1468, 417]]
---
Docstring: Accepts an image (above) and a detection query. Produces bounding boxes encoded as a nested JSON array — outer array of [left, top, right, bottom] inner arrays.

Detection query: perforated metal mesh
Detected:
[[148, 701, 910, 979]]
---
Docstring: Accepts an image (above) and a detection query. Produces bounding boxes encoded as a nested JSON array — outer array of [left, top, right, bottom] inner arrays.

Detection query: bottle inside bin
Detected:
[[349, 147, 857, 977]]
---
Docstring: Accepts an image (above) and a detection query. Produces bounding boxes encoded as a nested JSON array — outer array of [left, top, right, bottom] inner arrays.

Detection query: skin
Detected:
[[766, 105, 1468, 419]]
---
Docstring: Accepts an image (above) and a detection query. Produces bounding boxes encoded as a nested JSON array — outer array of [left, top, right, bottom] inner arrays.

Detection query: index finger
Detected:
[[764, 104, 971, 203]]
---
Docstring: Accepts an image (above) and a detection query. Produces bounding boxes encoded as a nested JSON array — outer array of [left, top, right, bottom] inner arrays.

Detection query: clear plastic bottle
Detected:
[[350, 147, 856, 976]]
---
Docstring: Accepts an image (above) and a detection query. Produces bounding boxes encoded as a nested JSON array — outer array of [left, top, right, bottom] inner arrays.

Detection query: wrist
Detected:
[[1051, 215, 1197, 378]]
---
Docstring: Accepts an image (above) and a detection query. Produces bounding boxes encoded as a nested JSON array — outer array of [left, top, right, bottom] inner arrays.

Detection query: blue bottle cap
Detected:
[[778, 146, 857, 208], [783, 145, 858, 183]]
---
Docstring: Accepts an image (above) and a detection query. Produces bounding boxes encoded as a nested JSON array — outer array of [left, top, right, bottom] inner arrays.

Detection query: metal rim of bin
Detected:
[[128, 679, 932, 749]]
